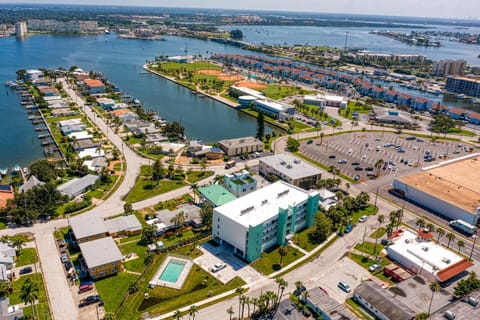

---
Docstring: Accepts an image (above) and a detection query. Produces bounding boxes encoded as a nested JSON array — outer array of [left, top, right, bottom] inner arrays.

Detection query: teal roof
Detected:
[[199, 184, 236, 207]]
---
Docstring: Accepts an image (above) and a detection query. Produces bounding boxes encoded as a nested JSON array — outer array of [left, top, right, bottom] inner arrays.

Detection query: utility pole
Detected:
[[374, 186, 379, 208]]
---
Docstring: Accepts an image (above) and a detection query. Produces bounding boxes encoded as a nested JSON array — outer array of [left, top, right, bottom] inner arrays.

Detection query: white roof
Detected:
[[43, 96, 63, 101], [260, 154, 323, 180], [105, 215, 142, 234], [318, 189, 337, 201], [70, 214, 108, 240], [155, 142, 185, 153], [387, 229, 463, 275], [230, 86, 265, 99], [305, 94, 345, 103], [68, 131, 93, 141], [58, 174, 99, 197], [255, 99, 285, 112], [58, 118, 83, 127], [78, 148, 105, 159], [215, 181, 317, 228], [79, 237, 122, 268], [96, 98, 115, 105]]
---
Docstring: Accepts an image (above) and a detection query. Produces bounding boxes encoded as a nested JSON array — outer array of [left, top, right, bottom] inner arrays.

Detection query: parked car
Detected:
[[78, 284, 94, 294], [328, 155, 336, 159], [344, 225, 353, 233], [369, 264, 380, 272], [338, 159, 347, 164], [354, 167, 363, 171], [306, 140, 313, 145], [79, 295, 103, 308], [365, 167, 374, 171], [405, 136, 416, 140], [338, 281, 351, 293], [351, 162, 360, 166], [19, 267, 33, 275], [64, 261, 72, 271], [358, 215, 368, 223], [60, 254, 69, 264], [211, 263, 227, 273]]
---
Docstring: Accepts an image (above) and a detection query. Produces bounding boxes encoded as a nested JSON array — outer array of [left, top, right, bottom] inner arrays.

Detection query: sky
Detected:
[[2, 0, 480, 19]]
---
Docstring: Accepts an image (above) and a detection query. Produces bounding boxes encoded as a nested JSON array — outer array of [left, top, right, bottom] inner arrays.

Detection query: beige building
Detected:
[[27, 19, 98, 33], [218, 136, 264, 156], [79, 237, 123, 279], [15, 21, 27, 37], [432, 60, 466, 77]]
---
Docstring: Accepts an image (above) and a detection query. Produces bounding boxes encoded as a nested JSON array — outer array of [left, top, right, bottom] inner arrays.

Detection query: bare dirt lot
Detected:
[[234, 81, 267, 89]]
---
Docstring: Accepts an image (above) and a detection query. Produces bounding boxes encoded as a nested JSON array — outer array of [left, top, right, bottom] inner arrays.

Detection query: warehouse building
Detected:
[[212, 181, 319, 262], [392, 154, 480, 225]]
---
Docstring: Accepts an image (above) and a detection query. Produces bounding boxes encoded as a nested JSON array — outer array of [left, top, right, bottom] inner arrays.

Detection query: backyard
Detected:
[[10, 273, 51, 320]]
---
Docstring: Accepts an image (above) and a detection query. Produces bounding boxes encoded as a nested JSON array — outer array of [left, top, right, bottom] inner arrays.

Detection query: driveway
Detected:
[[195, 243, 266, 284]]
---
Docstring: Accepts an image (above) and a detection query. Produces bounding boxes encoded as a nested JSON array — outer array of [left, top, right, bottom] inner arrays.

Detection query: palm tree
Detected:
[[236, 287, 245, 318], [457, 240, 465, 253], [374, 159, 384, 176], [275, 278, 288, 311], [20, 278, 39, 320], [250, 297, 258, 315], [426, 223, 435, 233], [190, 183, 199, 204], [428, 281, 440, 315], [189, 305, 198, 320], [173, 310, 183, 320], [226, 306, 234, 320], [11, 238, 26, 254], [345, 182, 350, 194], [446, 232, 455, 248], [244, 296, 251, 319], [416, 218, 426, 230], [239, 294, 247, 319], [374, 214, 385, 256], [278, 246, 289, 267], [436, 227, 445, 242]]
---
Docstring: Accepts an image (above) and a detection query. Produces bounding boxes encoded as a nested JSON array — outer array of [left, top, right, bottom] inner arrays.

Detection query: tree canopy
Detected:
[[287, 137, 300, 152], [229, 29, 243, 39], [29, 159, 57, 182]]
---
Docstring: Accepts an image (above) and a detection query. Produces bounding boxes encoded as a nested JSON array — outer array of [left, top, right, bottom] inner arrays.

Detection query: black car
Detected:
[[405, 136, 416, 140], [19, 266, 33, 275], [79, 295, 103, 308], [365, 167, 374, 171], [328, 155, 336, 159], [351, 162, 360, 166], [354, 167, 363, 171], [306, 140, 313, 144], [64, 261, 72, 271]]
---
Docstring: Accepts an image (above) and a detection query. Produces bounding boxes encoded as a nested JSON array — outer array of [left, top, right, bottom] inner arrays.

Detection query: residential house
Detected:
[[318, 189, 338, 210], [0, 186, 14, 210], [51, 108, 76, 117], [304, 287, 355, 320], [83, 157, 108, 173], [0, 243, 16, 281], [68, 131, 93, 141], [72, 139, 101, 152], [70, 214, 109, 243], [60, 124, 87, 136], [96, 98, 116, 110], [83, 79, 105, 95], [57, 174, 99, 198], [448, 107, 469, 120], [37, 86, 59, 97], [19, 176, 45, 193], [0, 297, 23, 320], [78, 237, 122, 279], [78, 148, 105, 159]]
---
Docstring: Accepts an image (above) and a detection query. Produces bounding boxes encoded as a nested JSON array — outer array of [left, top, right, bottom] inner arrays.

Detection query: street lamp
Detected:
[[469, 234, 478, 260]]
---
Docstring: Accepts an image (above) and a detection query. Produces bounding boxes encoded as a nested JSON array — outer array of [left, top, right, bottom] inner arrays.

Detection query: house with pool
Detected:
[[212, 181, 319, 262]]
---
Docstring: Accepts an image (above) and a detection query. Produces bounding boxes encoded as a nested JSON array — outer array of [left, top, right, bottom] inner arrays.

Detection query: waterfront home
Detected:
[[396, 93, 414, 107], [68, 131, 93, 141], [218, 136, 264, 156], [0, 297, 23, 319], [78, 237, 122, 279], [37, 86, 60, 97], [199, 184, 236, 208], [104, 215, 142, 238], [78, 148, 105, 159], [48, 102, 70, 109], [72, 139, 101, 152], [111, 109, 139, 123], [25, 69, 43, 81], [19, 175, 45, 193], [83, 157, 108, 173], [70, 214, 108, 244], [224, 170, 257, 197], [413, 97, 432, 111], [43, 96, 64, 104], [0, 185, 14, 209], [384, 90, 399, 103], [153, 142, 185, 156], [146, 133, 168, 144], [58, 118, 83, 127], [60, 124, 87, 136], [83, 79, 105, 95], [57, 174, 99, 198], [190, 146, 224, 160], [51, 108, 76, 117], [259, 154, 323, 189], [96, 97, 115, 110]]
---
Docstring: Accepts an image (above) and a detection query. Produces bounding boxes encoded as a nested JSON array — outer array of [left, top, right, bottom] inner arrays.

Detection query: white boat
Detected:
[[12, 165, 21, 173], [133, 98, 141, 104], [105, 29, 110, 34], [0, 168, 7, 175]]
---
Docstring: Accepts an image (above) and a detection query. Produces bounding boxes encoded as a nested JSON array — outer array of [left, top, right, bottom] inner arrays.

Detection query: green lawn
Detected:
[[119, 234, 142, 244], [113, 162, 123, 171], [119, 241, 148, 273], [124, 178, 187, 203], [95, 272, 139, 313], [354, 241, 384, 256], [115, 245, 245, 320], [161, 230, 197, 247], [251, 245, 304, 275], [10, 273, 48, 307], [448, 128, 476, 137], [16, 248, 38, 267], [292, 226, 322, 252], [351, 205, 379, 223], [24, 302, 52, 320], [370, 227, 386, 239], [155, 61, 221, 74], [260, 85, 313, 100], [289, 120, 312, 133], [186, 170, 214, 183], [0, 220, 6, 230], [339, 101, 372, 120]]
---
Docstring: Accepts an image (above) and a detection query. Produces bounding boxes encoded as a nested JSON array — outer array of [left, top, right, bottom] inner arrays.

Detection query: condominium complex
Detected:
[[27, 19, 98, 33], [259, 154, 322, 189], [432, 60, 466, 77], [14, 21, 27, 37], [446, 76, 480, 98], [212, 181, 319, 262]]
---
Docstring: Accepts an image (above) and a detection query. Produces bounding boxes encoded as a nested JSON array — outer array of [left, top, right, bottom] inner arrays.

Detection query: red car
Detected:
[[78, 284, 93, 294]]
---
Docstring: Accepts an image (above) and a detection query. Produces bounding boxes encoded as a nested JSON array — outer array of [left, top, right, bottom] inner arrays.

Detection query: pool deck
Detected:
[[149, 255, 193, 290]]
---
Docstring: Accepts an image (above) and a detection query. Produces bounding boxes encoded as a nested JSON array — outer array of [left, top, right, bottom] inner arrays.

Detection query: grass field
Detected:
[[339, 101, 372, 120], [370, 227, 386, 239], [292, 226, 320, 252], [16, 248, 38, 267], [156, 61, 221, 74], [251, 245, 304, 275], [95, 272, 139, 313], [260, 85, 313, 100], [10, 273, 51, 319], [186, 170, 214, 183], [124, 178, 186, 203]]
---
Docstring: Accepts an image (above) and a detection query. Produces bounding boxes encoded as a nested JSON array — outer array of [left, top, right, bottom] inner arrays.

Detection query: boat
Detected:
[[105, 29, 110, 34], [23, 167, 30, 175], [4, 81, 13, 86], [0, 168, 7, 176], [133, 98, 141, 104], [11, 165, 21, 173]]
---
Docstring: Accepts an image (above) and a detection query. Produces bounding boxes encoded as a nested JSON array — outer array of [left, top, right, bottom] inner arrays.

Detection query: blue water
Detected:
[[0, 34, 266, 168], [159, 260, 185, 283]]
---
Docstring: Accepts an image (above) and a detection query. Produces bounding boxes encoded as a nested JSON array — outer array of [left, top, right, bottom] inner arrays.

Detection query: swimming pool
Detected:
[[159, 260, 186, 283]]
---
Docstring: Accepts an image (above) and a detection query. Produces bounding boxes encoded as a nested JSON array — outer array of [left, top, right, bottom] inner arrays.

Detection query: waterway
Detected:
[[0, 34, 266, 168], [1, 24, 480, 168]]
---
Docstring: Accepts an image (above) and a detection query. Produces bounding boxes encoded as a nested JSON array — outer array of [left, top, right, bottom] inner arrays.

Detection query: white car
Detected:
[[358, 215, 368, 223], [369, 264, 380, 272], [211, 263, 227, 273]]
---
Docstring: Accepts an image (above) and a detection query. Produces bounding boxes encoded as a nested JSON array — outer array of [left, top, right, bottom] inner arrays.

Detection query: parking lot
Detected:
[[194, 242, 266, 284], [300, 132, 474, 182]]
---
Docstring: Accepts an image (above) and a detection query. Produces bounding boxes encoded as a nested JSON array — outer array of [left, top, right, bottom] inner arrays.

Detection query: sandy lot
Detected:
[[218, 75, 244, 81], [196, 69, 222, 75], [235, 81, 267, 89]]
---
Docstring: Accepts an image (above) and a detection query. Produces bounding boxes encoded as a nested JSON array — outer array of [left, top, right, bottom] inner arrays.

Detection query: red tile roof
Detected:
[[84, 79, 105, 88], [437, 259, 473, 282]]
